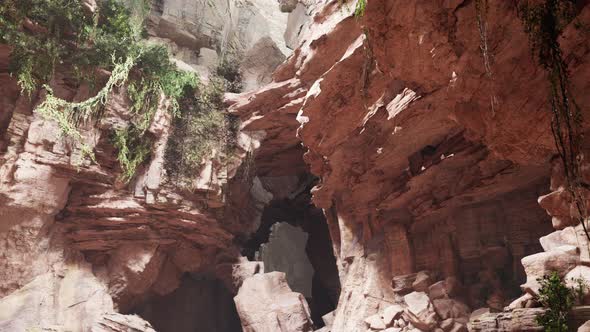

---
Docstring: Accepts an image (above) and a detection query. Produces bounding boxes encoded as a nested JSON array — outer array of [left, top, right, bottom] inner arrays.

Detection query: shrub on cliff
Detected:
[[535, 272, 574, 331], [0, 0, 234, 183]]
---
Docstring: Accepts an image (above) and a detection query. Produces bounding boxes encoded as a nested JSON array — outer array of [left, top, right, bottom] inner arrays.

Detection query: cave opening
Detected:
[[129, 273, 242, 332], [242, 180, 341, 328]]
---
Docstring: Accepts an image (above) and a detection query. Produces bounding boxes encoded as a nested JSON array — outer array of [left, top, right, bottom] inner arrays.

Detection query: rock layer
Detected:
[[228, 0, 590, 330], [2, 0, 590, 331]]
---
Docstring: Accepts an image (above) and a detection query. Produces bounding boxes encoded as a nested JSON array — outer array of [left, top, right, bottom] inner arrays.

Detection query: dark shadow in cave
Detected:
[[130, 274, 242, 332], [241, 179, 341, 328]]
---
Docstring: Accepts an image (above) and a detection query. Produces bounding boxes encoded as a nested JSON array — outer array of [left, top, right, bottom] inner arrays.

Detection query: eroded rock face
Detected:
[[228, 0, 590, 330], [234, 271, 314, 332], [259, 222, 314, 298], [2, 0, 590, 331], [0, 261, 155, 332], [148, 0, 291, 90], [0, 1, 296, 330]]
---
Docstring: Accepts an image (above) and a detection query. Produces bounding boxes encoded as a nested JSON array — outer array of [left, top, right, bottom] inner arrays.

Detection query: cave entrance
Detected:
[[130, 274, 242, 332], [242, 189, 341, 328]]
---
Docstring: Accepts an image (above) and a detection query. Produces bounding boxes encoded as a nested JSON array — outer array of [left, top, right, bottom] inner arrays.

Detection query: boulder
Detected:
[[382, 304, 404, 326], [365, 314, 387, 329], [521, 245, 579, 293], [538, 188, 578, 229], [540, 227, 578, 252], [259, 222, 314, 298], [393, 273, 419, 294], [404, 309, 439, 331], [428, 277, 460, 300], [404, 292, 431, 315], [432, 299, 470, 320], [413, 271, 433, 292], [234, 272, 313, 332], [508, 293, 533, 310], [579, 320, 590, 332]]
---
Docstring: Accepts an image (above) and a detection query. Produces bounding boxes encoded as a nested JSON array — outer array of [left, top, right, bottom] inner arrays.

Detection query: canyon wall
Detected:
[[1, 0, 590, 332], [228, 0, 590, 331], [0, 0, 292, 330]]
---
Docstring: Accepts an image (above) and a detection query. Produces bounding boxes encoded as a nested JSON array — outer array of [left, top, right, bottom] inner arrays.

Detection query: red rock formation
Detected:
[[2, 0, 590, 331], [228, 0, 590, 330]]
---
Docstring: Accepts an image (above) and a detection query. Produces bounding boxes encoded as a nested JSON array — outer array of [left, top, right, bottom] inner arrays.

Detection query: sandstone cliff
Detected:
[[1, 0, 590, 332]]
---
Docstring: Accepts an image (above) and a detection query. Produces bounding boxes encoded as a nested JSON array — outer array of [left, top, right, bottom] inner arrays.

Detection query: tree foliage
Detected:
[[535, 272, 574, 331], [0, 0, 214, 182]]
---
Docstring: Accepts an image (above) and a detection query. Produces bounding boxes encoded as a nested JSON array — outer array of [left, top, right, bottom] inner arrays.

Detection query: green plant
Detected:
[[216, 54, 243, 93], [354, 0, 367, 17], [1, 0, 206, 182], [164, 77, 237, 189], [571, 276, 588, 304], [535, 272, 574, 331], [113, 125, 152, 182], [517, 0, 588, 241]]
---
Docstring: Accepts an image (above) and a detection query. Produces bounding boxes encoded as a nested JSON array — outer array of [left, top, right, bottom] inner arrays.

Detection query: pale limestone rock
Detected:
[[0, 265, 154, 332], [468, 308, 544, 331], [241, 37, 286, 92], [382, 304, 404, 326], [91, 313, 157, 332], [364, 314, 386, 329], [579, 320, 590, 332], [107, 245, 165, 310], [469, 308, 490, 319], [284, 4, 309, 49], [521, 245, 580, 295], [234, 272, 313, 332], [322, 310, 335, 328], [508, 293, 533, 310], [540, 227, 578, 251], [231, 257, 265, 292], [404, 292, 431, 315]]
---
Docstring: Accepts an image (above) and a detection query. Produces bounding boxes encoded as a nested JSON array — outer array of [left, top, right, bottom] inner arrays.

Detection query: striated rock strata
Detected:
[[2, 0, 590, 332], [228, 0, 590, 331]]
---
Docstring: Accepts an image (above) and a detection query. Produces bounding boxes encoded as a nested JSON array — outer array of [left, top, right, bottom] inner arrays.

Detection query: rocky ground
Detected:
[[1, 0, 590, 332]]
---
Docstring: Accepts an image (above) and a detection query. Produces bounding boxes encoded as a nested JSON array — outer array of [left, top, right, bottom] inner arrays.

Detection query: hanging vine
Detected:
[[516, 0, 588, 240], [475, 0, 493, 77]]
